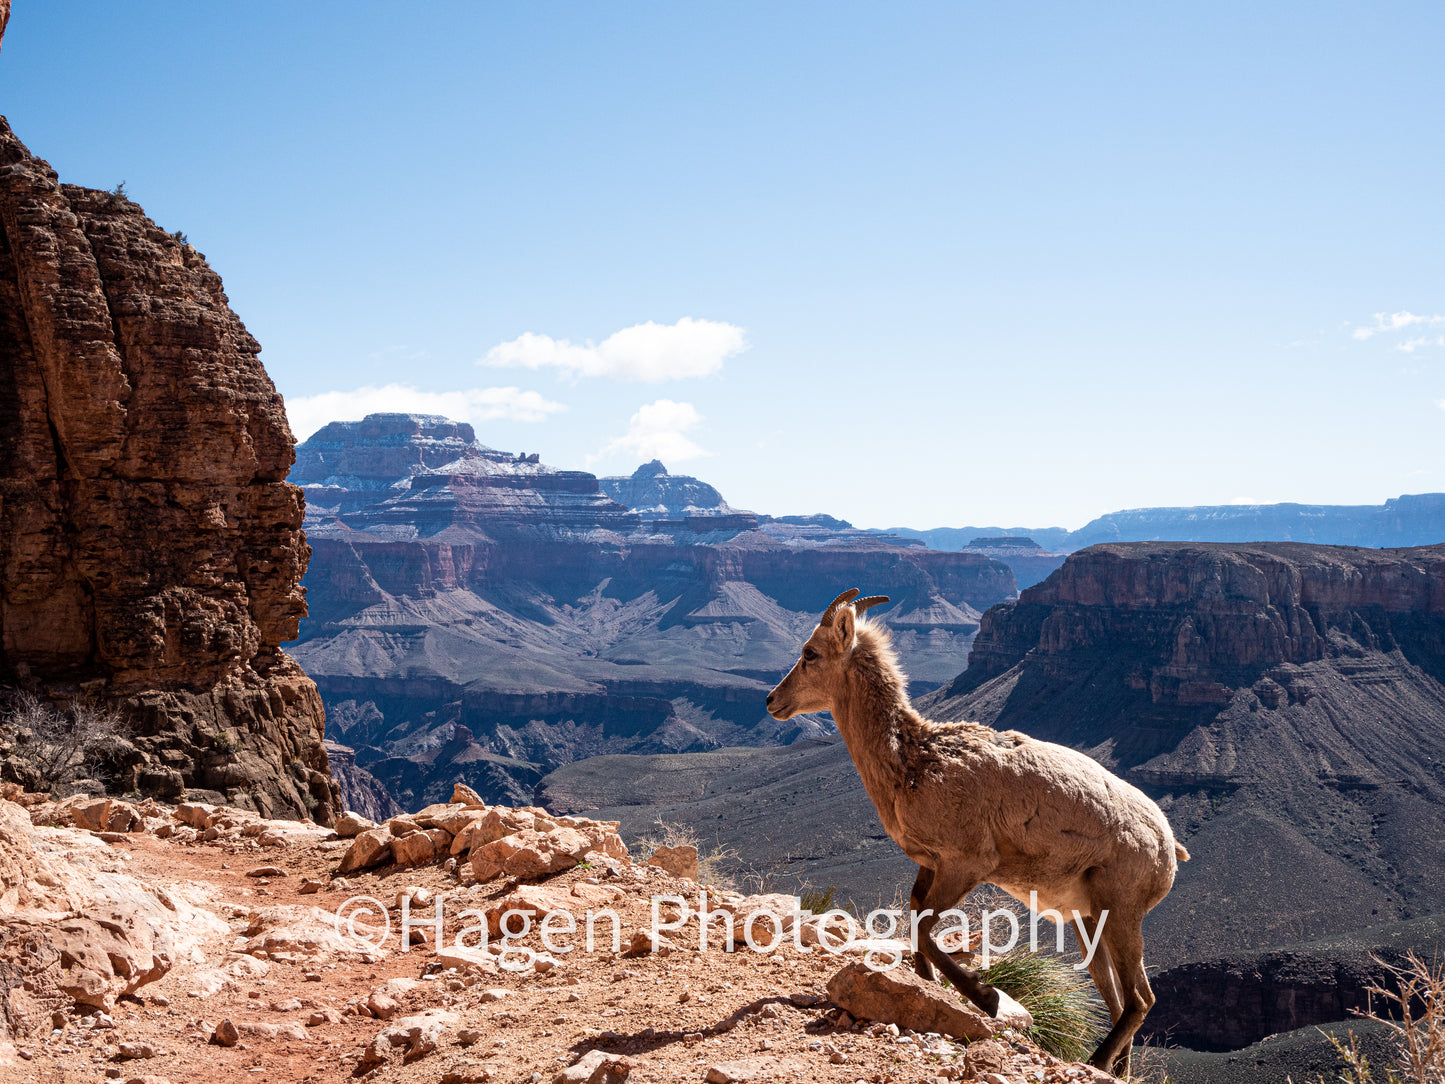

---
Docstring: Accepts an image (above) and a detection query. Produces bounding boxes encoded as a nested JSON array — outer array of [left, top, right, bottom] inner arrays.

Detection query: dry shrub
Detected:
[[629, 819, 739, 890], [1, 692, 126, 792], [1297, 953, 1445, 1084]]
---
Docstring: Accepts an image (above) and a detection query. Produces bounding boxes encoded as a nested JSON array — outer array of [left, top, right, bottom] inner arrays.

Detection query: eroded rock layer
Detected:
[[0, 117, 337, 823], [292, 415, 1016, 809]]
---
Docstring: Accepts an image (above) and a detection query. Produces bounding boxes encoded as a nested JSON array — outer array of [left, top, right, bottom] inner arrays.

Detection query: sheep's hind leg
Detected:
[[916, 870, 998, 1017], [1086, 912, 1155, 1077], [909, 865, 936, 981], [1073, 912, 1122, 1025]]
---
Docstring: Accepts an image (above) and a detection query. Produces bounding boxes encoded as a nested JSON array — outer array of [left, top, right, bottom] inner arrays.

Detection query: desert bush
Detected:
[[630, 819, 739, 890], [1297, 953, 1445, 1084], [1, 692, 127, 792], [799, 883, 838, 914]]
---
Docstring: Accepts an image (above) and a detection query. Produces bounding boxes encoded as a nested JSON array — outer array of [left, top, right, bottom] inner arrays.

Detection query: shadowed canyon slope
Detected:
[[0, 117, 338, 822], [290, 414, 1016, 808]]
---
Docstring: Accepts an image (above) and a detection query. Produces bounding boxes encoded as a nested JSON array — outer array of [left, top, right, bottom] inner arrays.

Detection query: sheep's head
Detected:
[[766, 588, 890, 720]]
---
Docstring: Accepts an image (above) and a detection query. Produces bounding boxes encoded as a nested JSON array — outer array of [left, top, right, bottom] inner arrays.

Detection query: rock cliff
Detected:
[[0, 117, 338, 823], [291, 416, 1016, 809], [598, 459, 735, 518]]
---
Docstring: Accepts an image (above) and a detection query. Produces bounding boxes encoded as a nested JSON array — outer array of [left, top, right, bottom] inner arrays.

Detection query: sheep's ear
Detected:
[[835, 606, 855, 650]]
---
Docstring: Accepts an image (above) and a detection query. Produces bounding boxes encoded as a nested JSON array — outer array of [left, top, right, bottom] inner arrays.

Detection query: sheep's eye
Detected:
[[802, 648, 819, 663]]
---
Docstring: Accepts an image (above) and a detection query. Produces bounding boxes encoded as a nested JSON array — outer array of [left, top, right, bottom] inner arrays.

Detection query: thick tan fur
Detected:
[[767, 590, 1189, 1076]]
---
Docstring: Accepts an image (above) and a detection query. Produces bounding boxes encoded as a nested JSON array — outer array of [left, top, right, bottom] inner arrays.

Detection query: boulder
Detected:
[[484, 884, 576, 936], [391, 830, 437, 866], [335, 811, 376, 839], [172, 803, 216, 829], [824, 961, 1032, 1041], [242, 905, 388, 962], [433, 945, 499, 975], [338, 826, 394, 872], [554, 1048, 632, 1084], [648, 844, 698, 881], [470, 826, 600, 882], [450, 783, 486, 807], [68, 798, 116, 832], [360, 1009, 460, 1066]]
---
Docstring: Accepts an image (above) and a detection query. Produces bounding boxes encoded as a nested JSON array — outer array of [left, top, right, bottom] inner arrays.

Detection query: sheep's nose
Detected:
[[765, 691, 775, 709]]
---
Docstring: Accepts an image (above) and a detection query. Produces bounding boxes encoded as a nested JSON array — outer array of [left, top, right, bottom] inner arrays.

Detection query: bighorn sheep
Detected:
[[766, 588, 1189, 1076]]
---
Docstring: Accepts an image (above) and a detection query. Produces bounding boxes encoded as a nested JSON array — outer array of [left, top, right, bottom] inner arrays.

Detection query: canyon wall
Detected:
[[292, 415, 1017, 809], [0, 117, 338, 823]]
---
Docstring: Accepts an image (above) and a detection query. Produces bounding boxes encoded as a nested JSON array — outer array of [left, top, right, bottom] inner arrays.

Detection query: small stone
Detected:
[[212, 1019, 239, 1046], [441, 1065, 492, 1084], [269, 998, 303, 1012], [457, 1027, 484, 1045], [115, 1042, 156, 1059], [366, 992, 401, 1020], [298, 879, 324, 894], [245, 866, 287, 878]]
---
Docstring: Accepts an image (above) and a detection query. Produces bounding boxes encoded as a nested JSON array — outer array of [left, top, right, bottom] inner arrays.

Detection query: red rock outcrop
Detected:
[[0, 116, 338, 823]]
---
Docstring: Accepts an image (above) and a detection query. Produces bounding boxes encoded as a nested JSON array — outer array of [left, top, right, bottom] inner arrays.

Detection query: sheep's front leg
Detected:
[[917, 868, 998, 1017], [909, 865, 936, 981]]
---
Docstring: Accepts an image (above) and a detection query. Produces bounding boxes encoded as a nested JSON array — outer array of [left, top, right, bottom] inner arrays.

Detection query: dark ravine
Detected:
[[322, 739, 402, 822], [0, 115, 338, 823], [290, 414, 1017, 809]]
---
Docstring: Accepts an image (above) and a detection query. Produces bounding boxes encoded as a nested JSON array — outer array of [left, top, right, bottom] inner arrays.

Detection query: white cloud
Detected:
[[480, 317, 747, 382], [1352, 311, 1445, 341], [590, 399, 711, 465], [1396, 335, 1445, 353], [284, 384, 566, 442]]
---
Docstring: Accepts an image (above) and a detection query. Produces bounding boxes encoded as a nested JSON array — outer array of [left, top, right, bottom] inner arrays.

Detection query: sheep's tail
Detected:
[[1174, 842, 1191, 863]]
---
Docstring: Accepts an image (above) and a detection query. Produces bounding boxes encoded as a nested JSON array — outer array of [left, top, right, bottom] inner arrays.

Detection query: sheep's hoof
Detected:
[[979, 985, 1000, 1017]]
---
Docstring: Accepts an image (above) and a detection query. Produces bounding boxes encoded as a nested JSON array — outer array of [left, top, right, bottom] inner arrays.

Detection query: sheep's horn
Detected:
[[820, 588, 861, 625], [853, 595, 891, 616]]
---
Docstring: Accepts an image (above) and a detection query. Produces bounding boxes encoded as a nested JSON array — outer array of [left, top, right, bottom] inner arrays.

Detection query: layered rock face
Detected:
[[599, 460, 738, 518], [922, 542, 1445, 1046], [960, 536, 1067, 589], [292, 416, 1016, 809], [0, 118, 337, 823]]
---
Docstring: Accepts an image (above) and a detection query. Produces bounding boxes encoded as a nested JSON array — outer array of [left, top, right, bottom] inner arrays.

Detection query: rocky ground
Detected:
[[0, 787, 1117, 1084]]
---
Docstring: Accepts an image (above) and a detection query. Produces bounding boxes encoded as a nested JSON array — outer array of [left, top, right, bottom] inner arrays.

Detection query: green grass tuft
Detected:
[[799, 884, 837, 914], [981, 949, 1111, 1063]]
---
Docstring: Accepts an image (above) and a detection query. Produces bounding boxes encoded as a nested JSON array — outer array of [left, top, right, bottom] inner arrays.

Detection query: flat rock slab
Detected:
[[826, 960, 1030, 1042], [703, 1056, 809, 1082]]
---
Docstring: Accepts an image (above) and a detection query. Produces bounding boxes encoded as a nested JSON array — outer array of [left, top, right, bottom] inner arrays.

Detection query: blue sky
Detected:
[[3, 2, 1443, 528]]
